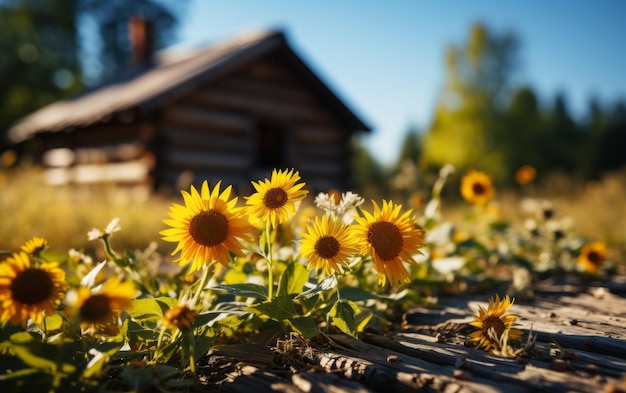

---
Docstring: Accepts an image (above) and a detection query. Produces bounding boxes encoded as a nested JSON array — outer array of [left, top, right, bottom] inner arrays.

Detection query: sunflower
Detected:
[[515, 165, 536, 185], [71, 277, 135, 332], [163, 305, 198, 331], [352, 200, 425, 286], [245, 168, 309, 228], [160, 181, 254, 272], [0, 252, 66, 326], [577, 241, 606, 274], [468, 294, 523, 352], [460, 170, 495, 206], [21, 237, 48, 257], [300, 215, 360, 275]]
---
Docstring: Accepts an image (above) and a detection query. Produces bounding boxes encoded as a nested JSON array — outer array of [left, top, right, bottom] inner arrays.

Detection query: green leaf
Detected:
[[42, 313, 64, 332], [126, 297, 176, 321], [295, 274, 337, 299], [355, 310, 375, 332], [12, 345, 58, 374], [10, 331, 35, 344], [251, 295, 296, 321], [212, 283, 268, 300], [194, 311, 250, 327], [277, 261, 309, 296], [286, 316, 319, 338], [329, 300, 359, 338]]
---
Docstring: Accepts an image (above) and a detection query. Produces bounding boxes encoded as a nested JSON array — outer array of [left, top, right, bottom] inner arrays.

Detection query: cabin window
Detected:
[[257, 122, 285, 168]]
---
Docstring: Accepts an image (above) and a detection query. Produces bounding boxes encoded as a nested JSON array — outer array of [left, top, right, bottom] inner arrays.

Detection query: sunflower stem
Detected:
[[334, 274, 342, 301], [265, 220, 274, 299], [154, 326, 167, 363], [191, 262, 215, 307]]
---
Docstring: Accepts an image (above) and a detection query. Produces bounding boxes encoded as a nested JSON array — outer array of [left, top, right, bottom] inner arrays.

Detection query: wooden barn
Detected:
[[8, 27, 370, 194]]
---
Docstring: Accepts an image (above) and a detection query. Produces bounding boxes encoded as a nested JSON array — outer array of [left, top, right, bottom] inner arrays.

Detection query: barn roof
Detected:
[[9, 29, 370, 143]]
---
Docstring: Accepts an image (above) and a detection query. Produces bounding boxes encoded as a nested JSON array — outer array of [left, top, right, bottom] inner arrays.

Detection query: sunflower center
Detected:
[[80, 294, 112, 322], [189, 210, 229, 247], [587, 251, 602, 264], [10, 268, 54, 305], [482, 315, 506, 338], [263, 188, 288, 209], [368, 221, 404, 261], [472, 182, 486, 195], [315, 236, 341, 259]]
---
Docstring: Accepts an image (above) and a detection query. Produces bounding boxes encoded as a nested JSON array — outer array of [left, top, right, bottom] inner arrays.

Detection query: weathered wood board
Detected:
[[198, 276, 626, 393]]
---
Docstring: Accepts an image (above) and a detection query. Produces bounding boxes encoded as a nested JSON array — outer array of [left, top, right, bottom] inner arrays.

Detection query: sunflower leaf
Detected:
[[286, 316, 319, 338], [277, 261, 309, 296], [329, 300, 359, 338], [250, 295, 296, 321], [126, 297, 177, 322], [295, 274, 337, 299], [212, 283, 268, 300]]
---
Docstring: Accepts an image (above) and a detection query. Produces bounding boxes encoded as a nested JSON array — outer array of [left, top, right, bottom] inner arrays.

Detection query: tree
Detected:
[[349, 137, 386, 198], [395, 126, 422, 167], [422, 22, 519, 182], [542, 93, 581, 176], [0, 0, 82, 149], [503, 86, 546, 177], [79, 0, 185, 85], [0, 0, 186, 152], [596, 100, 626, 174]]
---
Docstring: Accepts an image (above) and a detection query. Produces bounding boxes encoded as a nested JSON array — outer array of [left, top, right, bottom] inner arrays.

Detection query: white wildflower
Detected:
[[87, 217, 122, 240]]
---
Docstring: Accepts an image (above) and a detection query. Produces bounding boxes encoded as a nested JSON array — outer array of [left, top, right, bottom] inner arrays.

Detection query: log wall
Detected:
[[156, 53, 353, 192]]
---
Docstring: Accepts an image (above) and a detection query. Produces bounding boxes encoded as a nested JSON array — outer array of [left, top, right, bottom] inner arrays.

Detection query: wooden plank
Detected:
[[187, 89, 339, 125], [160, 125, 252, 153], [195, 277, 626, 393], [294, 126, 346, 144], [213, 77, 319, 106], [295, 144, 347, 161], [239, 57, 301, 84], [162, 149, 252, 171], [162, 106, 252, 131]]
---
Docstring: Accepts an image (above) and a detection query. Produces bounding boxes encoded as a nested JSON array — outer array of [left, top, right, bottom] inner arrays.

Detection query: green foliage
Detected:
[[423, 22, 518, 182], [0, 0, 82, 148]]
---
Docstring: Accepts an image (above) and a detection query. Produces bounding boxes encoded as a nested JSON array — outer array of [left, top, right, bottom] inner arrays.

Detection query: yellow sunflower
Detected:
[[460, 170, 495, 206], [352, 200, 425, 286], [163, 305, 198, 331], [160, 180, 254, 272], [515, 165, 536, 185], [21, 237, 48, 256], [577, 241, 606, 274], [468, 294, 523, 352], [72, 277, 135, 332], [245, 168, 309, 228], [300, 215, 360, 275], [0, 252, 66, 326]]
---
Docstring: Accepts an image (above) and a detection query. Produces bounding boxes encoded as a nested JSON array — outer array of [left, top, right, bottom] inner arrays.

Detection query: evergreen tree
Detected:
[[504, 86, 545, 179], [543, 93, 581, 176]]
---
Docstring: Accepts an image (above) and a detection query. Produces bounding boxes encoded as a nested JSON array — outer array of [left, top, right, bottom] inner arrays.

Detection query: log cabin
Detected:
[[8, 25, 370, 195]]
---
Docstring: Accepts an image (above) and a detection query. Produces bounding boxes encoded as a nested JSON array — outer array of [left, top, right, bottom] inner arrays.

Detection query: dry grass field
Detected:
[[2, 165, 625, 264]]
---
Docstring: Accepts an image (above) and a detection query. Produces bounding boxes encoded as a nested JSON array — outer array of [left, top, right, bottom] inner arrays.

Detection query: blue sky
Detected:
[[174, 1, 626, 166]]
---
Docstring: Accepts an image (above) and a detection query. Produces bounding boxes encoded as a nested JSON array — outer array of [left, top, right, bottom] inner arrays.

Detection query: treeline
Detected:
[[0, 0, 185, 150], [352, 23, 626, 195]]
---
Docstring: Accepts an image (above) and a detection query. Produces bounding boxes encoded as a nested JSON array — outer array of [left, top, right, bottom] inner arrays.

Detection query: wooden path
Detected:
[[199, 276, 626, 393]]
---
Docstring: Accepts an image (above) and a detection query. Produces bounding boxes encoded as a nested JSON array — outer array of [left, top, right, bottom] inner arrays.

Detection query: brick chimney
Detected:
[[128, 17, 154, 69]]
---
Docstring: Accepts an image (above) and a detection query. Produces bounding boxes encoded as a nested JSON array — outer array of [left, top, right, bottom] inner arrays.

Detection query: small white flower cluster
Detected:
[[314, 191, 364, 222], [87, 218, 121, 241]]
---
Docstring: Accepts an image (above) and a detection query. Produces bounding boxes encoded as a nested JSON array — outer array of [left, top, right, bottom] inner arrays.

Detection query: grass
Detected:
[[1, 165, 625, 263], [0, 165, 171, 259]]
